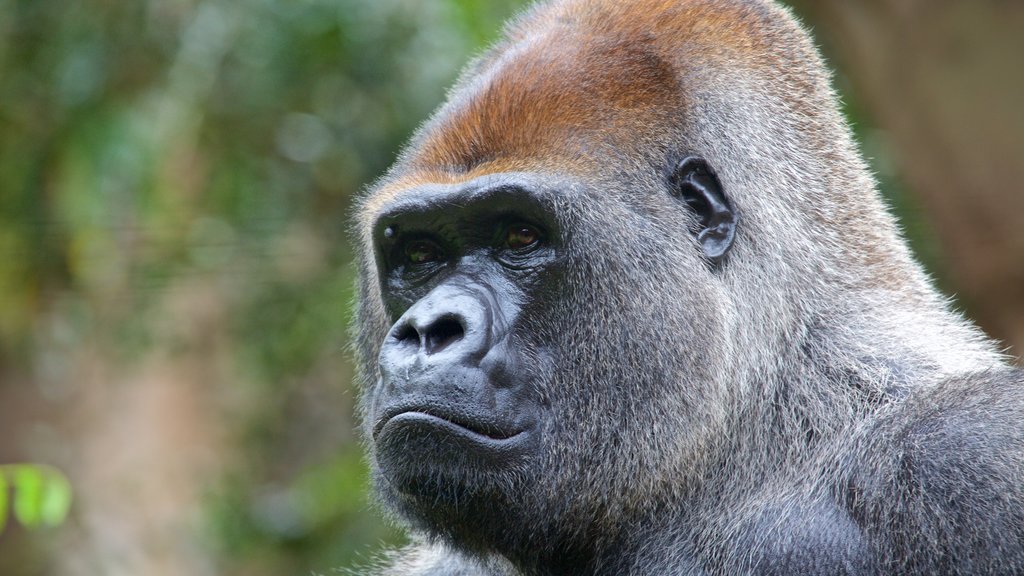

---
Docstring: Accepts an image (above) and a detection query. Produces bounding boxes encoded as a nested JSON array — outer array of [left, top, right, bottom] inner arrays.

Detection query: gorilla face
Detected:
[[367, 175, 557, 532], [361, 160, 736, 555]]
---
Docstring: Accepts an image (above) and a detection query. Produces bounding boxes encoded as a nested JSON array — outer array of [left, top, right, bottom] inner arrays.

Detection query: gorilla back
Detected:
[[352, 0, 1024, 574]]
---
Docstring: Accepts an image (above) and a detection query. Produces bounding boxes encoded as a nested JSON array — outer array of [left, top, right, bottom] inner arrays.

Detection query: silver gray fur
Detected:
[[352, 0, 1023, 574]]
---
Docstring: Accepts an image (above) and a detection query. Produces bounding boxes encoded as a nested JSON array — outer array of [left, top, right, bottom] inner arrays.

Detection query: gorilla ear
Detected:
[[670, 155, 737, 267]]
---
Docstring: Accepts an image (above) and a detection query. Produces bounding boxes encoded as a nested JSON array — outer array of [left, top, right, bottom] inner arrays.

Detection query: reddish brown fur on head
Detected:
[[365, 0, 810, 213], [414, 33, 676, 174]]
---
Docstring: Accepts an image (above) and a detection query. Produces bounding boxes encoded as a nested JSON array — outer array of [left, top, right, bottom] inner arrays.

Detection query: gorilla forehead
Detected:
[[363, 0, 807, 216], [412, 33, 676, 173], [410, 0, 782, 172]]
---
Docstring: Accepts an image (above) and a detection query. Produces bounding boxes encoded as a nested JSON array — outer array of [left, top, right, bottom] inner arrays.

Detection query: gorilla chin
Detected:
[[373, 391, 541, 545]]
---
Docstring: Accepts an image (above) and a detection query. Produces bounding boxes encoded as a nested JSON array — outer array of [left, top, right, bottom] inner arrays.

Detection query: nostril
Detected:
[[424, 316, 465, 355], [393, 323, 420, 347]]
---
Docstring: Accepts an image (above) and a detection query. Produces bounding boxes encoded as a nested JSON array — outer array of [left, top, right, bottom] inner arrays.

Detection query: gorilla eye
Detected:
[[405, 240, 442, 264], [505, 224, 540, 250]]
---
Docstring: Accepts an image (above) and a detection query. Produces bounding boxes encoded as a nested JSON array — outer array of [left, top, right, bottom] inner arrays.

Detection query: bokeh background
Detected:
[[0, 0, 1021, 574]]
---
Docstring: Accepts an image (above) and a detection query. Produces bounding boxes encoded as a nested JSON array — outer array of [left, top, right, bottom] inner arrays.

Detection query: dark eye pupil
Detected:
[[507, 225, 538, 249], [406, 241, 438, 264]]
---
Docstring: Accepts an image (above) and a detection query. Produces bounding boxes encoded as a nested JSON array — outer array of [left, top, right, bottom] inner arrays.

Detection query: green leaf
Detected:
[[0, 465, 73, 531], [40, 469, 72, 527], [13, 466, 44, 528], [0, 471, 8, 533]]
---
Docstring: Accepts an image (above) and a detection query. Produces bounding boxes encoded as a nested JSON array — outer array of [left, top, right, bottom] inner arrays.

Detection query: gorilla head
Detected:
[[352, 1, 1013, 574]]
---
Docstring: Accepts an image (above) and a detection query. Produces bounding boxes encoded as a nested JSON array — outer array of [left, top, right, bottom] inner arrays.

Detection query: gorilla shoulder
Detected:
[[841, 368, 1024, 574], [732, 368, 1024, 575]]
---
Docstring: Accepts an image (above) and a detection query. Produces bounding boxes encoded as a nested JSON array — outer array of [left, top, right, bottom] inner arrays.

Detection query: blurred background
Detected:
[[0, 0, 1021, 574]]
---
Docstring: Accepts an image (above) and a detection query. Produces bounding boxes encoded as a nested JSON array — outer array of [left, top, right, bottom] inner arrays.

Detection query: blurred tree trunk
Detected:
[[791, 0, 1024, 359]]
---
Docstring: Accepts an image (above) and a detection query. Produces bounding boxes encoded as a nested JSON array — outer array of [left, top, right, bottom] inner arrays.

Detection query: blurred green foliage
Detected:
[[0, 0, 526, 362]]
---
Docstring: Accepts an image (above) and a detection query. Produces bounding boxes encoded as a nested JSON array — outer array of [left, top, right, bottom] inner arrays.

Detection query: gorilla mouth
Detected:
[[373, 406, 524, 442]]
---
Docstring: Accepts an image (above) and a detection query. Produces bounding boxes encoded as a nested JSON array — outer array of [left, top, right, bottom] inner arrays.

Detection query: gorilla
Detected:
[[351, 0, 1024, 574]]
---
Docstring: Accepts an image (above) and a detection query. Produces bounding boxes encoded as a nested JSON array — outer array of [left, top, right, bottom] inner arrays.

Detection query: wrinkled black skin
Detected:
[[369, 174, 564, 558]]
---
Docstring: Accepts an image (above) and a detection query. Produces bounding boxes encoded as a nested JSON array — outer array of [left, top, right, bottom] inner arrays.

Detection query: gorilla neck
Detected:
[[479, 516, 696, 576]]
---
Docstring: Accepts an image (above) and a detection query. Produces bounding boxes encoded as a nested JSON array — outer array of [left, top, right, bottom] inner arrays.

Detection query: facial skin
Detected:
[[370, 178, 555, 522]]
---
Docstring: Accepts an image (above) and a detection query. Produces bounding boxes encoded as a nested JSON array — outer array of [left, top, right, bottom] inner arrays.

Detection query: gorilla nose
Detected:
[[393, 314, 466, 355], [380, 285, 493, 375]]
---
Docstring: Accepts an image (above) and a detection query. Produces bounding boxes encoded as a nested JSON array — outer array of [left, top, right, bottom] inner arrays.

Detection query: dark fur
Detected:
[[353, 1, 1024, 574]]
